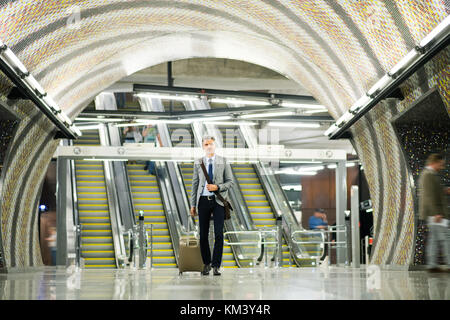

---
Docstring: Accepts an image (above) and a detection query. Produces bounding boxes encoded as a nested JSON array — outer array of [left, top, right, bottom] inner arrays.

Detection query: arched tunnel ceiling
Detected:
[[0, 0, 447, 121]]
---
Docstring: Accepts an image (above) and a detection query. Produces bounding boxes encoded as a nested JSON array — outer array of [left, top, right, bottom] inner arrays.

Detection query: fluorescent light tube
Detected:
[[349, 95, 371, 113], [266, 122, 321, 128], [70, 125, 82, 137], [419, 15, 450, 47], [180, 115, 232, 123], [336, 112, 353, 127], [202, 121, 257, 126], [23, 75, 46, 96], [137, 93, 199, 101], [280, 102, 326, 109], [389, 49, 420, 76], [324, 123, 337, 136], [75, 117, 127, 122], [240, 111, 295, 119], [210, 98, 270, 106], [367, 74, 392, 96], [1, 48, 28, 75], [77, 125, 101, 131], [57, 112, 72, 125], [303, 109, 328, 114], [275, 170, 317, 175], [43, 96, 60, 112]]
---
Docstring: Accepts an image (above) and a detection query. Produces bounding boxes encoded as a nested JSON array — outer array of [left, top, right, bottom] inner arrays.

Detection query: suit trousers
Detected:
[[198, 196, 225, 268]]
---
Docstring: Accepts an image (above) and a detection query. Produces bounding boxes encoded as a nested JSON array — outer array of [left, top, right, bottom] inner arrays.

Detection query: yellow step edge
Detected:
[[84, 265, 116, 268], [79, 217, 110, 219], [78, 204, 109, 207], [78, 192, 107, 195], [82, 250, 114, 253], [76, 175, 105, 178], [131, 192, 160, 194], [84, 258, 115, 260], [81, 236, 112, 239]]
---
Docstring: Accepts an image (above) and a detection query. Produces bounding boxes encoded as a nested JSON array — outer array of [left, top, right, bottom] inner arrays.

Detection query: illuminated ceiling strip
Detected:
[[325, 16, 450, 139], [0, 39, 81, 138]]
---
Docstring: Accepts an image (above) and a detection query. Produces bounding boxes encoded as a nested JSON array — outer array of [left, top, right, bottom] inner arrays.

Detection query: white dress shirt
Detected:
[[201, 154, 215, 196]]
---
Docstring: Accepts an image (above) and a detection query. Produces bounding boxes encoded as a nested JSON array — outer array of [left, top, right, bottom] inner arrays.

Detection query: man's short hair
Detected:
[[426, 153, 444, 165], [202, 135, 215, 143], [314, 208, 325, 214]]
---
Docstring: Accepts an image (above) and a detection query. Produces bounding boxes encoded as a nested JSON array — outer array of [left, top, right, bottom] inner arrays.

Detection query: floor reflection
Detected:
[[0, 266, 448, 300]]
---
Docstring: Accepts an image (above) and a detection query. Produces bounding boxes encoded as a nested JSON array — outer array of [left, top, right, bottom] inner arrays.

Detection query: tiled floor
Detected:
[[0, 266, 448, 300]]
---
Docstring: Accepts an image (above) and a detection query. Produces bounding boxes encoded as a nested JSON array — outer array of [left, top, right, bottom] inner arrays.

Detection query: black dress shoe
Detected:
[[202, 264, 211, 275], [213, 267, 221, 276], [427, 267, 444, 273]]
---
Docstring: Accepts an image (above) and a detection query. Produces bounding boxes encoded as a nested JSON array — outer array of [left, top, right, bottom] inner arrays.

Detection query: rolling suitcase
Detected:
[[178, 227, 204, 275]]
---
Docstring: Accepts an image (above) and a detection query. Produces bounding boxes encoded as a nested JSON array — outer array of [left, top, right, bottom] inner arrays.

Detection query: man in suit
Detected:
[[190, 135, 234, 276], [418, 153, 449, 273]]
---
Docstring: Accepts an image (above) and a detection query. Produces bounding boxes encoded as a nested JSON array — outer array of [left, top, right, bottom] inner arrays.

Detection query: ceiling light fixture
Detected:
[[240, 111, 295, 119], [266, 121, 321, 128], [210, 98, 270, 106]]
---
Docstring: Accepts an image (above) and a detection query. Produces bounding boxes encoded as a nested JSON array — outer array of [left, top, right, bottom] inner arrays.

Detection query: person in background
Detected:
[[123, 126, 143, 144], [142, 124, 162, 176], [418, 153, 449, 273], [123, 126, 143, 164], [309, 208, 328, 230], [46, 227, 57, 266]]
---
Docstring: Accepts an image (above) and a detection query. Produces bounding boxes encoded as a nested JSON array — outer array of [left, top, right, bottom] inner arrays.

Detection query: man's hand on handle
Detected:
[[206, 184, 218, 191], [190, 207, 197, 217]]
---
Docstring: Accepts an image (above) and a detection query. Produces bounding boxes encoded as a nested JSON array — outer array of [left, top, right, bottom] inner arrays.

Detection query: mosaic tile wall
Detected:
[[0, 0, 448, 268], [0, 119, 18, 176]]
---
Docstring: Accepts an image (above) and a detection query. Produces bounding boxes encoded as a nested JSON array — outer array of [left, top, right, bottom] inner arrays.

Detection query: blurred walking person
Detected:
[[418, 153, 449, 273]]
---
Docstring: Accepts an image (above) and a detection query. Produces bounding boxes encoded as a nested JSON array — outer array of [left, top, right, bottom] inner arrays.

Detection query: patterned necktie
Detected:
[[208, 159, 213, 182]]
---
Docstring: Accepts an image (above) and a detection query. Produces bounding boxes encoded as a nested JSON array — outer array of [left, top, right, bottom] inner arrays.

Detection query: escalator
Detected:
[[126, 163, 177, 268], [167, 123, 238, 268], [72, 129, 116, 268]]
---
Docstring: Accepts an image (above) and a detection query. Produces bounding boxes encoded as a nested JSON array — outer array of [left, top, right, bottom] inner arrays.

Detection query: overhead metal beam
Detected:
[[133, 83, 317, 102], [55, 145, 347, 162], [78, 109, 333, 121]]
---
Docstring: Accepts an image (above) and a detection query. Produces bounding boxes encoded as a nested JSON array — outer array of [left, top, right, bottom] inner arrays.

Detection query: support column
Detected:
[[351, 185, 360, 268], [335, 161, 347, 266]]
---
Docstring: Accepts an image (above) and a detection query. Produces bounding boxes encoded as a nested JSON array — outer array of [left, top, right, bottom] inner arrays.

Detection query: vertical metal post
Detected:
[[351, 186, 360, 268], [138, 211, 146, 269], [75, 224, 81, 268], [365, 235, 369, 265], [150, 224, 154, 270], [276, 216, 283, 268], [335, 161, 347, 265]]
